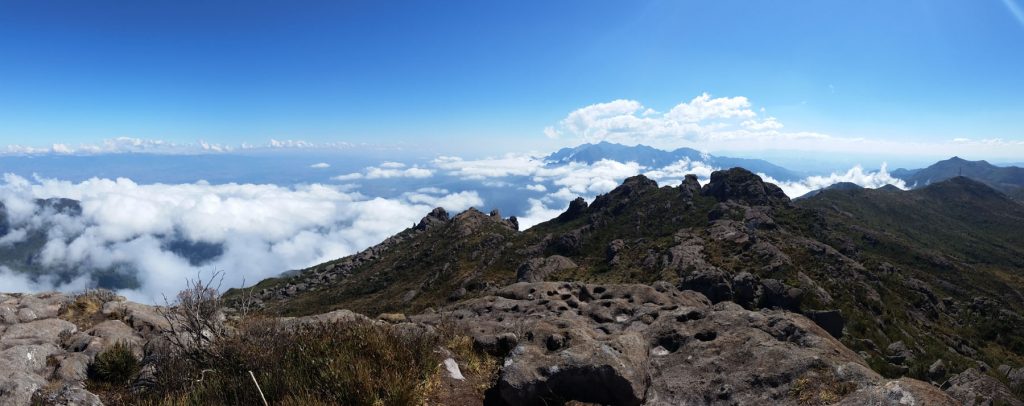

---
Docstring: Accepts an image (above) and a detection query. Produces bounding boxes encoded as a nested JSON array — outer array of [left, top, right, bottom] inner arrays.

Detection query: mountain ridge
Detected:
[[892, 156, 1024, 199], [546, 141, 803, 181]]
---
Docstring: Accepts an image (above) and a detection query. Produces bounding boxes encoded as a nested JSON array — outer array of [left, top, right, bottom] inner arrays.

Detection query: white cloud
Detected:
[[516, 198, 567, 230], [1, 138, 369, 156], [526, 184, 547, 192], [549, 94, 1024, 158], [335, 163, 434, 181], [310, 162, 331, 169], [0, 174, 482, 302], [643, 158, 716, 186], [761, 163, 907, 198], [433, 154, 545, 179]]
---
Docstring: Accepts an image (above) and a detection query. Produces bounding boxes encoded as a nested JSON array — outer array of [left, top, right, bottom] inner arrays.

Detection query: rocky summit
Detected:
[[4, 167, 1024, 405], [227, 167, 1024, 405]]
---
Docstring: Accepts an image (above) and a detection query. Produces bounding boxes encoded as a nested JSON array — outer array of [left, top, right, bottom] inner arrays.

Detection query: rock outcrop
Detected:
[[0, 292, 160, 406], [412, 282, 957, 406]]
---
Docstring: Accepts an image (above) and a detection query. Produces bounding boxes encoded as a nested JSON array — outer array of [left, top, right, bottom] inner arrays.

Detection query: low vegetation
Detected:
[[88, 273, 495, 406]]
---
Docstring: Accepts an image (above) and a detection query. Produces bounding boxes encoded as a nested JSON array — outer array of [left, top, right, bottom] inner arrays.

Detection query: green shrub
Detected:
[[92, 342, 141, 386]]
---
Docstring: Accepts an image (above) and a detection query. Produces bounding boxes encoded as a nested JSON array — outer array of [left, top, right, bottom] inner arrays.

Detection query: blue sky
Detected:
[[1, 0, 1023, 158]]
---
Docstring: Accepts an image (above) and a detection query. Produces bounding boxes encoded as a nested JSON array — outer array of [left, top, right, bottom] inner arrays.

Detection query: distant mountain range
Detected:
[[545, 142, 803, 181], [892, 156, 1024, 200]]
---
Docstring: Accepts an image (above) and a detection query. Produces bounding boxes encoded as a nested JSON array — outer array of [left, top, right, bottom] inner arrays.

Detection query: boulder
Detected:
[[34, 384, 103, 406], [928, 359, 948, 382], [943, 368, 1023, 406], [0, 344, 62, 375], [516, 256, 578, 283], [886, 341, 915, 365], [54, 352, 91, 382], [680, 268, 733, 303], [0, 318, 76, 350], [805, 309, 845, 339], [85, 319, 143, 358], [759, 279, 803, 311], [0, 370, 47, 406]]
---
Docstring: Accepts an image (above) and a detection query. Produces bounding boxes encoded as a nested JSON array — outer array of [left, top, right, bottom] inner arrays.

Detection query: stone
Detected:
[[378, 313, 408, 323], [680, 174, 702, 198], [926, 359, 947, 383], [680, 268, 733, 303], [943, 368, 1023, 406], [701, 168, 790, 206], [35, 384, 103, 406], [411, 282, 954, 406], [805, 309, 845, 338], [516, 256, 578, 283], [102, 301, 170, 338], [759, 279, 803, 311], [886, 341, 915, 365], [731, 272, 761, 308], [0, 344, 62, 375], [838, 378, 958, 406], [415, 207, 449, 230], [0, 370, 47, 406], [0, 318, 77, 350], [85, 319, 143, 358], [556, 197, 589, 222], [54, 352, 91, 382], [473, 333, 518, 357]]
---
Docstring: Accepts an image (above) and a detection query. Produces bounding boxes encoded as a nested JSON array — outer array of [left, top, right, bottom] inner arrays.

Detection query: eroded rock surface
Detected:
[[0, 292, 158, 406], [412, 282, 958, 406]]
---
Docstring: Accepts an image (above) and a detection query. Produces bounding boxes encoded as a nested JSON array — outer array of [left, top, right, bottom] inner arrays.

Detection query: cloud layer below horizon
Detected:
[[0, 150, 908, 305]]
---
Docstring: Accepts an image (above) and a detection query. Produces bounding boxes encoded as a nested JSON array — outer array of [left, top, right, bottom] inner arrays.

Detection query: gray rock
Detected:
[[473, 333, 518, 357], [944, 368, 1023, 406], [0, 318, 77, 350], [759, 278, 803, 311], [0, 344, 62, 374], [839, 378, 958, 406], [85, 319, 143, 358], [34, 383, 103, 406], [516, 256, 577, 283], [103, 301, 169, 338], [680, 267, 732, 303], [414, 282, 954, 406], [805, 309, 845, 338], [54, 352, 91, 382], [886, 340, 915, 365], [0, 370, 47, 406], [928, 359, 948, 382], [0, 306, 18, 325]]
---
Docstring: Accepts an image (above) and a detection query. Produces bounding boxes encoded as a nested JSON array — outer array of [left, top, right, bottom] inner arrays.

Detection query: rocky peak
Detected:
[[415, 207, 450, 230], [556, 197, 589, 222], [590, 175, 659, 211], [680, 174, 702, 198], [701, 167, 790, 206], [453, 208, 519, 234]]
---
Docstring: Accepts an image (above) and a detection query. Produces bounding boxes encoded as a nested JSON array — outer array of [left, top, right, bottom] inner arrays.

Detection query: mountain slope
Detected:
[[546, 141, 802, 181], [239, 168, 1024, 396], [892, 156, 1024, 199]]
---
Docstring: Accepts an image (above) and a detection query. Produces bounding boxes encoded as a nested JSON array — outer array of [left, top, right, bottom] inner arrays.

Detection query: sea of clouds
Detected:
[[0, 153, 905, 303]]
